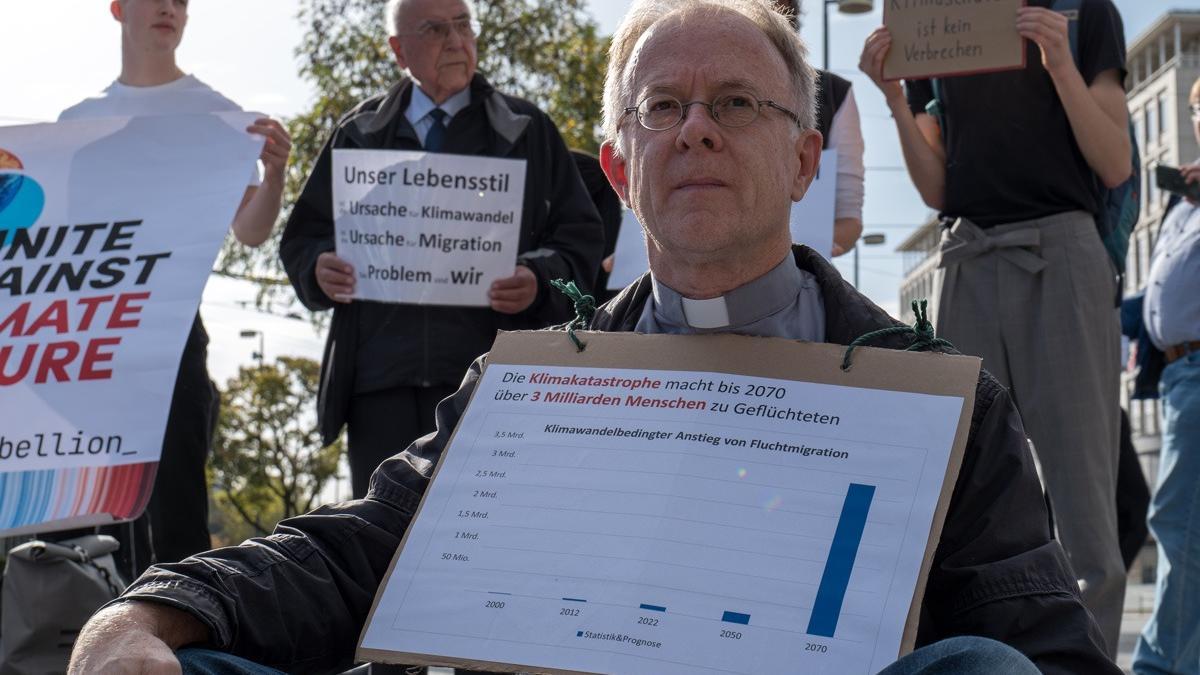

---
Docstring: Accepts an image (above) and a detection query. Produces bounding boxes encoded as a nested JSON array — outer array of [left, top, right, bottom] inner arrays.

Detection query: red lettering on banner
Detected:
[[27, 300, 70, 335], [79, 337, 121, 381], [0, 344, 37, 385], [35, 341, 80, 383], [76, 295, 114, 331], [108, 292, 149, 329], [0, 337, 127, 385], [0, 292, 152, 338], [0, 303, 29, 337], [0, 290, 155, 385]]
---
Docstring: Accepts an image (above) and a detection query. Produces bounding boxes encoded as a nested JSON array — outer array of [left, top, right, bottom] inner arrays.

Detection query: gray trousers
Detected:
[[936, 211, 1124, 655]]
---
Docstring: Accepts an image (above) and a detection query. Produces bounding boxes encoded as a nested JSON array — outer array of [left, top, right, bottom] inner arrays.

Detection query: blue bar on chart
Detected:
[[806, 483, 876, 638], [488, 592, 512, 596], [722, 611, 751, 625], [562, 597, 587, 603], [640, 604, 667, 612]]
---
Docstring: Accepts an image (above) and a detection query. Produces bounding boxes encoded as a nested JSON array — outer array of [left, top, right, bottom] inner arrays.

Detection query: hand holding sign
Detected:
[[488, 265, 537, 314], [317, 251, 355, 304], [859, 27, 906, 104], [1016, 6, 1073, 77], [247, 117, 292, 184]]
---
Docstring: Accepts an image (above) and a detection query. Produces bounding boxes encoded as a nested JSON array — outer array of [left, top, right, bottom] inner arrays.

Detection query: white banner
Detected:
[[789, 149, 837, 259], [0, 113, 262, 475], [333, 150, 525, 306], [607, 150, 838, 291]]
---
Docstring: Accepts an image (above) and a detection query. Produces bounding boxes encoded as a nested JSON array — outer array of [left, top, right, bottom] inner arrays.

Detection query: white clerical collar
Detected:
[[405, 83, 471, 126], [680, 296, 731, 329], [650, 255, 803, 330]]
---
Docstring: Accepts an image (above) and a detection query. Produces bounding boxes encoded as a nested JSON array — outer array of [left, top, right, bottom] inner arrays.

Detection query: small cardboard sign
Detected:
[[883, 0, 1025, 81]]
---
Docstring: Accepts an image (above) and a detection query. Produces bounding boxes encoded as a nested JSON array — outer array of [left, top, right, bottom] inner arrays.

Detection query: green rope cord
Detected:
[[550, 278, 596, 352], [841, 299, 954, 371]]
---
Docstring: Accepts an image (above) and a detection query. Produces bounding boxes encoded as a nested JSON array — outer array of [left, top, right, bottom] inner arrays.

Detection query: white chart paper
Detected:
[[361, 359, 965, 674], [333, 150, 525, 306]]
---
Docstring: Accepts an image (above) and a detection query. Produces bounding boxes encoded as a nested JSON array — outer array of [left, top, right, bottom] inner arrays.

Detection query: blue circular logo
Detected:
[[0, 149, 46, 246]]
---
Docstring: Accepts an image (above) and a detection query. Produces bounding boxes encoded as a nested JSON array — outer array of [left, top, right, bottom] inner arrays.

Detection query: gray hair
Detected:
[[385, 0, 477, 37], [602, 0, 816, 151]]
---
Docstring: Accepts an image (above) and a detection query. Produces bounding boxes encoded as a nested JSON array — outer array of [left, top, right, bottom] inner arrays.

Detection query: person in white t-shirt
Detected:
[[771, 0, 865, 257], [54, 0, 292, 573]]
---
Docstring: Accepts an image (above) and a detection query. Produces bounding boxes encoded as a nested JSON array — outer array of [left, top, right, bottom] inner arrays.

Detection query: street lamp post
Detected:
[[239, 329, 265, 369], [853, 233, 887, 288], [823, 0, 875, 70]]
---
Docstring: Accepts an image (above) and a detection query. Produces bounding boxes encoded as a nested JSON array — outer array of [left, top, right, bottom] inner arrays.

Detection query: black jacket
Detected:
[[120, 247, 1117, 674], [280, 74, 603, 444]]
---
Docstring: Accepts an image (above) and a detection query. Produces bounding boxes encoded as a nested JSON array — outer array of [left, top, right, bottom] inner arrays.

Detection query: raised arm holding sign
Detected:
[[860, 0, 1134, 653]]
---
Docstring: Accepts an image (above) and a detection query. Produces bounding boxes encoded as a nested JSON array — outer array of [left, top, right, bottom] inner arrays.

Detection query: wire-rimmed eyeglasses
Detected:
[[622, 92, 804, 131], [397, 16, 481, 42]]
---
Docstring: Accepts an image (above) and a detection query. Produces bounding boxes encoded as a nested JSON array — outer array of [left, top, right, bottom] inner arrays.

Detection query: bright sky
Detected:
[[0, 0, 1181, 381]]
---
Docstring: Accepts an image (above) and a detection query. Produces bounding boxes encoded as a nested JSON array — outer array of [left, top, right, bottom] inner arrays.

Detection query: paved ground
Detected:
[[1119, 583, 1156, 673]]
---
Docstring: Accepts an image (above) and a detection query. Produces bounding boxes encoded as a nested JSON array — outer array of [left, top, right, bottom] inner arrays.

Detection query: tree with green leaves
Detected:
[[208, 357, 343, 543], [216, 0, 608, 293]]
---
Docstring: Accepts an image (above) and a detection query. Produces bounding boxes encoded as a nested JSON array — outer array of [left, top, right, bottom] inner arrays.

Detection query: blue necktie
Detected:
[[424, 108, 448, 152]]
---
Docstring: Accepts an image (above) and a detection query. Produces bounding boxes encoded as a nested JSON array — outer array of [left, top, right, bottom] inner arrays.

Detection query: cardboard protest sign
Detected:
[[358, 331, 981, 674], [0, 113, 261, 535], [883, 0, 1025, 81]]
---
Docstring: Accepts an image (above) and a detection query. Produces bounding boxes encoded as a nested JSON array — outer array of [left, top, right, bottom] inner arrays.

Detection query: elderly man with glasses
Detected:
[[68, 1, 1118, 674], [278, 0, 604, 504]]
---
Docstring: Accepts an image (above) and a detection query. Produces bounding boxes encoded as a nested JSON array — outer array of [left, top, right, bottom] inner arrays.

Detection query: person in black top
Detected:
[[279, 0, 603, 499], [858, 0, 1130, 654]]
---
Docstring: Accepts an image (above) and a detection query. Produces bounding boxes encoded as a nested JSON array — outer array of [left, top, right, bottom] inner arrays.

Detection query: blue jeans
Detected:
[[178, 648, 287, 674], [179, 637, 1037, 674], [878, 637, 1039, 674], [1135, 352, 1200, 675]]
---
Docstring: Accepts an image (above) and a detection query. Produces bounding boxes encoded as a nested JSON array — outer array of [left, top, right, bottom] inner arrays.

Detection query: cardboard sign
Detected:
[[333, 149, 525, 307], [0, 113, 262, 535], [883, 0, 1025, 81], [358, 331, 981, 674]]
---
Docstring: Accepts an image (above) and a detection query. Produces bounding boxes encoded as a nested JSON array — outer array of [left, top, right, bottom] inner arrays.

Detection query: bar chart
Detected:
[[808, 483, 876, 638], [360, 363, 965, 674]]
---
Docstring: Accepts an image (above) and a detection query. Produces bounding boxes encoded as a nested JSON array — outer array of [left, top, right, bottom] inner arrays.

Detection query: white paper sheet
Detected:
[[789, 149, 837, 259], [333, 150, 525, 306]]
